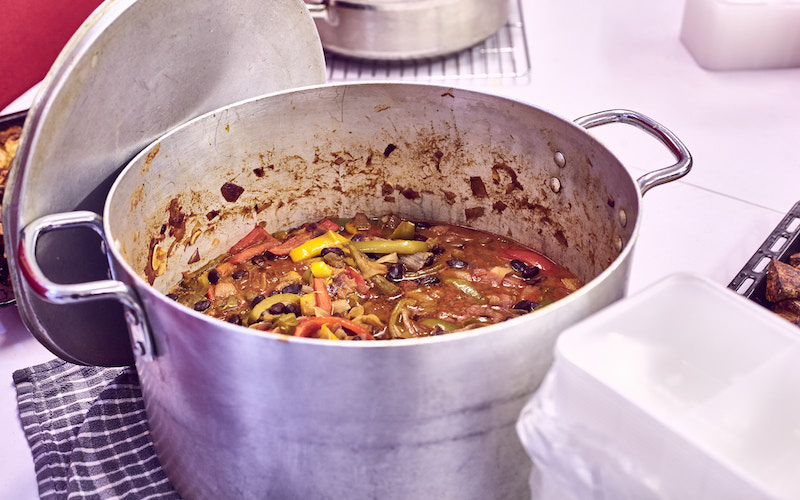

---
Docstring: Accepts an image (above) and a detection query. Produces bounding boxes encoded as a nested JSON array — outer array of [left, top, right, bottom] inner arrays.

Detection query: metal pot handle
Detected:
[[304, 0, 337, 24], [574, 109, 692, 195], [18, 211, 154, 361]]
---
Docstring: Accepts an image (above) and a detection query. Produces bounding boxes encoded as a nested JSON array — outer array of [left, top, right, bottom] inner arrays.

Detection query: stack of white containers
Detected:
[[517, 274, 800, 499]]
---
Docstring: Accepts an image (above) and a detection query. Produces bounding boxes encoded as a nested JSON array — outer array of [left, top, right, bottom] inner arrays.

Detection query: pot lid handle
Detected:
[[574, 109, 692, 195]]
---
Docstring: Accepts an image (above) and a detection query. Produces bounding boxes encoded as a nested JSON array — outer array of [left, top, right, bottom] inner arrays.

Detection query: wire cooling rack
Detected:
[[325, 0, 531, 83]]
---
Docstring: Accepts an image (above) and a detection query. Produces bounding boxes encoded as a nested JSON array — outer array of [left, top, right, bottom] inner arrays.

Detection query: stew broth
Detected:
[[168, 214, 582, 340]]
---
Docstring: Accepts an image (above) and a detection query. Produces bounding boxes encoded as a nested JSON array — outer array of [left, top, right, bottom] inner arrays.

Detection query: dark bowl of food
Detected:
[[0, 110, 26, 305], [19, 82, 690, 499]]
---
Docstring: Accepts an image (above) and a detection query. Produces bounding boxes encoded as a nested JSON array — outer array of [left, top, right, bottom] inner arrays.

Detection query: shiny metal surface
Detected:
[[18, 82, 688, 498], [4, 0, 326, 366], [307, 0, 511, 60], [575, 109, 693, 195]]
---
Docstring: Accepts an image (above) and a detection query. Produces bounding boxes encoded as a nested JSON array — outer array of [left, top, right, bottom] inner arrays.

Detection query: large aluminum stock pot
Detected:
[[19, 83, 691, 499]]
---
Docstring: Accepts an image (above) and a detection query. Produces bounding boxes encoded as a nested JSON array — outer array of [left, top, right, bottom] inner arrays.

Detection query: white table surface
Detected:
[[3, 0, 799, 498]]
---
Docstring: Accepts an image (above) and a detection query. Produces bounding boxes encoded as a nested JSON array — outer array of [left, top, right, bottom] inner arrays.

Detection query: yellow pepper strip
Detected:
[[319, 324, 340, 340], [289, 231, 349, 262], [249, 293, 302, 323], [344, 222, 358, 234], [309, 260, 334, 278], [300, 293, 317, 316]]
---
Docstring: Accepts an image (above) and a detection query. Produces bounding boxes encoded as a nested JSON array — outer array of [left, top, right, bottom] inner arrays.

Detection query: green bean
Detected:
[[351, 239, 429, 255], [444, 278, 487, 305], [403, 263, 444, 280], [370, 275, 402, 297], [419, 318, 460, 332]]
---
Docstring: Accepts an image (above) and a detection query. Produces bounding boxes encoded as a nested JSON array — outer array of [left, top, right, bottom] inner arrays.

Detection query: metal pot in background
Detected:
[[19, 83, 691, 499], [305, 0, 511, 60]]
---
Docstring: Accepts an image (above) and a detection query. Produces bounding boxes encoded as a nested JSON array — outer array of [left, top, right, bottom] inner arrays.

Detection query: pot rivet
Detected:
[[618, 208, 627, 227], [614, 235, 624, 252], [554, 151, 566, 168], [134, 341, 147, 357], [549, 177, 562, 193]]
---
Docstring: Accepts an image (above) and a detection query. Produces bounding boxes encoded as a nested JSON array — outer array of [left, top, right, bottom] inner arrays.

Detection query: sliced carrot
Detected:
[[229, 225, 272, 255], [313, 278, 332, 314], [268, 231, 314, 256], [317, 218, 340, 232], [294, 316, 372, 339], [229, 239, 280, 264]]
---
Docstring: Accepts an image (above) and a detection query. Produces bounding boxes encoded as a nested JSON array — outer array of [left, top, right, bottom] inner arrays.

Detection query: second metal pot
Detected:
[[306, 0, 511, 60]]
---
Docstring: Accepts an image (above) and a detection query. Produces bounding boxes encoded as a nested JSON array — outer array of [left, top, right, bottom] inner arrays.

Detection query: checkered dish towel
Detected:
[[13, 359, 180, 499]]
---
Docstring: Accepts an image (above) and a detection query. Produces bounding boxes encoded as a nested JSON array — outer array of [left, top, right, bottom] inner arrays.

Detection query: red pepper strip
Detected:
[[317, 218, 340, 232], [206, 284, 215, 300], [500, 248, 554, 272], [344, 266, 370, 295], [229, 238, 281, 264], [268, 230, 314, 256], [294, 316, 373, 340], [229, 225, 272, 255], [313, 278, 332, 314]]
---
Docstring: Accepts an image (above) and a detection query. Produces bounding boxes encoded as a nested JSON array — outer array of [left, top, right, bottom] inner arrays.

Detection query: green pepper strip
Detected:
[[444, 278, 487, 305], [388, 298, 416, 339], [249, 293, 302, 323], [418, 318, 460, 332], [370, 275, 402, 297], [389, 220, 416, 240], [351, 239, 428, 255], [402, 263, 444, 281]]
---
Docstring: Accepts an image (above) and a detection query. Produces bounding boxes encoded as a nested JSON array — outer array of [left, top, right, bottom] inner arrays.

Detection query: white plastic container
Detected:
[[517, 274, 800, 500], [681, 0, 800, 70]]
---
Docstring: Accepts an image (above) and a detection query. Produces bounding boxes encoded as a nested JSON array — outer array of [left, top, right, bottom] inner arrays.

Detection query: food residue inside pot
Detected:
[[166, 214, 582, 340]]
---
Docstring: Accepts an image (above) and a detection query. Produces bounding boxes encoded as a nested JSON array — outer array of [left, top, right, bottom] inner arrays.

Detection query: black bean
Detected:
[[522, 266, 540, 279], [226, 314, 242, 325], [263, 251, 279, 261], [165, 293, 179, 301], [447, 258, 467, 269], [251, 254, 265, 266], [422, 254, 435, 268], [281, 283, 303, 295], [387, 263, 404, 282], [351, 335, 362, 341], [251, 295, 266, 307], [194, 300, 211, 312], [207, 269, 220, 284], [417, 275, 440, 286], [510, 259, 527, 274], [320, 247, 344, 257], [285, 303, 301, 315], [366, 253, 382, 260], [431, 245, 445, 255], [351, 233, 365, 242], [268, 289, 281, 296], [525, 276, 546, 286], [513, 300, 538, 312], [232, 269, 247, 280], [414, 220, 431, 229], [268, 303, 286, 315]]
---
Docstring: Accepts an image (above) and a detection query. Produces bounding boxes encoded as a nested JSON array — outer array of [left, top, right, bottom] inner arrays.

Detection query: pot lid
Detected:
[[3, 0, 326, 366]]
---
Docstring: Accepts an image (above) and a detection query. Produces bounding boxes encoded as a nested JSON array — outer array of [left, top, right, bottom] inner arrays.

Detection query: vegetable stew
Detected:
[[168, 214, 583, 340]]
